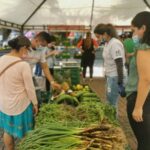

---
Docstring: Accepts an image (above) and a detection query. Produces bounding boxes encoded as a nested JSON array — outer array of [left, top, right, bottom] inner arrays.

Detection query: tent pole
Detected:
[[90, 0, 95, 31], [143, 0, 150, 8], [20, 25, 24, 35], [22, 0, 47, 29]]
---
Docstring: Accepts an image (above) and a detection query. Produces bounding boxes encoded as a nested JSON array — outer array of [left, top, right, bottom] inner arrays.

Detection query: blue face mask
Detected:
[[132, 35, 141, 45]]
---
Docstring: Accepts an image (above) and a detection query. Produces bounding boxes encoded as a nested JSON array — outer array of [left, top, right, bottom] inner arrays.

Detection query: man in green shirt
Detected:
[[123, 38, 135, 74]]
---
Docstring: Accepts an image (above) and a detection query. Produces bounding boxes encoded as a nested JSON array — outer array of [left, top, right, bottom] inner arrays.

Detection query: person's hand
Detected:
[[118, 83, 126, 97], [48, 50, 56, 55], [54, 50, 60, 55], [132, 107, 143, 122], [33, 104, 38, 116], [48, 42, 55, 48], [81, 50, 84, 53], [51, 81, 61, 90]]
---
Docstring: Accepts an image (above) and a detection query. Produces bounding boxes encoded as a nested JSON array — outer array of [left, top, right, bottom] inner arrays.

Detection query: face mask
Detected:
[[132, 35, 141, 45], [101, 39, 106, 44], [36, 45, 45, 50]]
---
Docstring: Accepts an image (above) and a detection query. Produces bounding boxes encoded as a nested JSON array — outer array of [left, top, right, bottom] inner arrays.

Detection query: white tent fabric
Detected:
[[0, 0, 149, 27]]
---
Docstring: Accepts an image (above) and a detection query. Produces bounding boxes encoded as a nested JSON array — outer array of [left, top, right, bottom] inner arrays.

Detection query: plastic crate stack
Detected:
[[62, 67, 80, 85], [54, 66, 80, 86]]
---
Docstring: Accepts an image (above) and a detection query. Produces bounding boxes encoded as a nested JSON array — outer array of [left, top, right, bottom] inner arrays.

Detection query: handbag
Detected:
[[0, 60, 23, 76]]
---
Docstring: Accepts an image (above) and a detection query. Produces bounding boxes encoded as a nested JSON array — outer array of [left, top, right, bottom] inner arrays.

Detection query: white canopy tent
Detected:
[[0, 0, 149, 31]]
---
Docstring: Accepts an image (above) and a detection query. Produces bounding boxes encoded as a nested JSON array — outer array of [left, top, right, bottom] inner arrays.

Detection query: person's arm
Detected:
[[46, 50, 56, 58], [22, 63, 38, 105], [115, 58, 123, 84], [22, 63, 38, 115], [115, 58, 126, 97], [77, 40, 83, 48], [40, 62, 53, 81], [110, 42, 126, 97], [91, 39, 98, 54], [93, 39, 99, 49], [111, 42, 125, 84], [77, 40, 84, 53], [126, 52, 134, 58], [46, 50, 60, 58], [40, 62, 61, 89], [40, 48, 61, 89], [132, 50, 150, 122]]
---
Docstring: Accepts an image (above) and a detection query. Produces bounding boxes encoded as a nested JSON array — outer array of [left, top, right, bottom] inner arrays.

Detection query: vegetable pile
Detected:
[[18, 121, 127, 150], [17, 84, 129, 150]]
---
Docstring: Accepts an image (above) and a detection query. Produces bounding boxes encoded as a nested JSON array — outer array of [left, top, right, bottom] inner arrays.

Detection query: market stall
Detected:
[[17, 84, 129, 150], [0, 1, 150, 150]]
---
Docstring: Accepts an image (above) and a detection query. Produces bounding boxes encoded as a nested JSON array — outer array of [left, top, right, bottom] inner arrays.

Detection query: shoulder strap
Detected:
[[0, 60, 23, 77]]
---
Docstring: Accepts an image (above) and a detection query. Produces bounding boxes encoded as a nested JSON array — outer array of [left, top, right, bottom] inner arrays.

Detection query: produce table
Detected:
[[17, 84, 130, 150]]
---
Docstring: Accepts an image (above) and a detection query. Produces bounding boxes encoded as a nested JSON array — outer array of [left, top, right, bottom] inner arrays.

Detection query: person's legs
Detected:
[[89, 54, 95, 80], [82, 66, 87, 79], [3, 132, 14, 150], [45, 78, 50, 91], [141, 114, 150, 150], [127, 92, 150, 150], [32, 77, 41, 104], [89, 65, 93, 80], [46, 68, 54, 91], [106, 76, 119, 114], [34, 63, 38, 76], [106, 76, 119, 106]]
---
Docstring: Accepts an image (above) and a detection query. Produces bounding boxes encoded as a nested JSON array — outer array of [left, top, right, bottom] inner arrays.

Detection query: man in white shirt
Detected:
[[23, 31, 60, 89]]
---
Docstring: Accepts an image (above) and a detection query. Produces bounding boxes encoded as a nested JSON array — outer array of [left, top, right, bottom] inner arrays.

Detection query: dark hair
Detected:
[[132, 11, 150, 45], [35, 31, 51, 43], [50, 35, 56, 42], [94, 23, 118, 38], [86, 32, 91, 38], [94, 23, 105, 34], [8, 36, 31, 51]]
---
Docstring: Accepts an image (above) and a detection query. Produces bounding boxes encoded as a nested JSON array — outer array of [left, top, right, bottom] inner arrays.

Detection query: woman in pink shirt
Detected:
[[0, 36, 38, 150]]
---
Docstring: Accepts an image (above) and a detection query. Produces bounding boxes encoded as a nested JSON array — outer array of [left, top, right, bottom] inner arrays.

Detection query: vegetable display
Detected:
[[17, 84, 129, 150], [18, 122, 128, 150]]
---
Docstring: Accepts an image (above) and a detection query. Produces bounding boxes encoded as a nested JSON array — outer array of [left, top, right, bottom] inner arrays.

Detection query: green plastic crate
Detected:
[[54, 66, 81, 85], [63, 67, 80, 85]]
